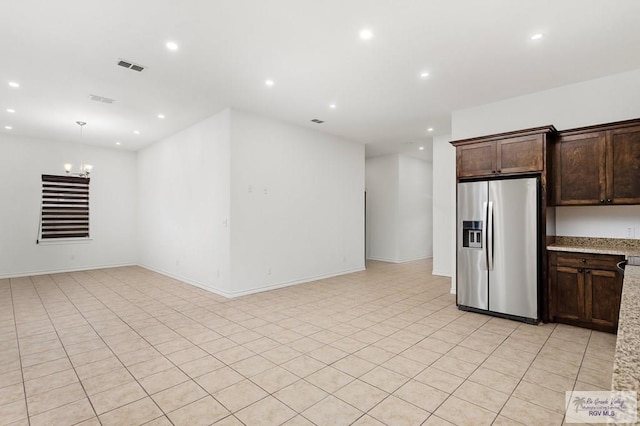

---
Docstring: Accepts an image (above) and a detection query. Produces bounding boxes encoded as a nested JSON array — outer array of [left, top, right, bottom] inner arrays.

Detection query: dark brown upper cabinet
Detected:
[[554, 119, 640, 205], [451, 126, 555, 179]]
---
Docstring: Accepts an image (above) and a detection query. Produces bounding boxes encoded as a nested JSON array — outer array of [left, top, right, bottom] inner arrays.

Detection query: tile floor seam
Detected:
[[3, 262, 618, 426], [57, 270, 320, 424], [490, 323, 551, 424], [7, 277, 29, 425], [46, 273, 208, 422], [26, 275, 100, 422], [495, 325, 581, 426]]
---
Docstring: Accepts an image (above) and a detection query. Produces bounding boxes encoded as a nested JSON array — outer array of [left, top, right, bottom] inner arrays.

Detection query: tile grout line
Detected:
[[8, 277, 31, 426], [4, 261, 616, 426], [48, 271, 179, 424], [27, 274, 102, 424]]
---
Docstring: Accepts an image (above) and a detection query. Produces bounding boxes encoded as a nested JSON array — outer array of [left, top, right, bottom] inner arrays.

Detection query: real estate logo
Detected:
[[565, 391, 637, 424]]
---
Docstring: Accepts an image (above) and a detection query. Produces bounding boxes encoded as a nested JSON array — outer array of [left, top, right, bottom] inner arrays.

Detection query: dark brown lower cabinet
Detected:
[[548, 252, 623, 333]]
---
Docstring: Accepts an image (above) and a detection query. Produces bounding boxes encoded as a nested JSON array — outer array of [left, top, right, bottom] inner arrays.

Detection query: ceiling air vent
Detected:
[[89, 94, 115, 104], [311, 119, 324, 124], [117, 59, 146, 72]]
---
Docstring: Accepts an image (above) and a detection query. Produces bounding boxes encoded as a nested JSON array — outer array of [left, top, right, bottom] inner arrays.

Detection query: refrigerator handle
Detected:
[[487, 201, 494, 271], [482, 201, 488, 270]]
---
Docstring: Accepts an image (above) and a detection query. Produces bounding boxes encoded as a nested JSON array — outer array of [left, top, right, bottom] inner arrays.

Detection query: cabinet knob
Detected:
[[581, 259, 587, 263], [578, 268, 583, 273], [497, 170, 501, 174], [586, 270, 591, 274], [607, 199, 612, 203], [492, 170, 496, 174], [599, 199, 605, 204]]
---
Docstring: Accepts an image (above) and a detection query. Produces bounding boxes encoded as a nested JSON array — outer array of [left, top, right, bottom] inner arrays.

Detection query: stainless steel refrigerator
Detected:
[[457, 177, 539, 323]]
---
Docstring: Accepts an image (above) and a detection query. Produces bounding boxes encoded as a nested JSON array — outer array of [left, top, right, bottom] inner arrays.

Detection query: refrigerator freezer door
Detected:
[[488, 178, 538, 320], [457, 181, 489, 310]]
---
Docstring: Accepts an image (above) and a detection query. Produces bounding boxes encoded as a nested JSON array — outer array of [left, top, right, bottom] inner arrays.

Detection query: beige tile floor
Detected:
[[0, 259, 617, 426]]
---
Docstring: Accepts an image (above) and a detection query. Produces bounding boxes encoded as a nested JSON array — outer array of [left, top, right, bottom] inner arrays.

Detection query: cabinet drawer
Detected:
[[555, 253, 622, 270]]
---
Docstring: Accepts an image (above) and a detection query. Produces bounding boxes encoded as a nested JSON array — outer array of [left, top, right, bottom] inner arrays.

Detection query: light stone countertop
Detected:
[[612, 264, 640, 392], [547, 236, 640, 258]]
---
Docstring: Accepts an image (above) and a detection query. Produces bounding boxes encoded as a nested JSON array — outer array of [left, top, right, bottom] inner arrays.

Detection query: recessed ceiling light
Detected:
[[7, 108, 15, 113], [531, 33, 543, 40], [420, 72, 430, 78], [157, 114, 165, 119], [115, 142, 121, 146], [419, 146, 425, 150], [359, 29, 373, 40], [329, 104, 336, 109], [427, 127, 434, 132], [4, 125, 12, 130], [265, 79, 275, 87], [133, 130, 140, 135], [166, 41, 179, 51], [8, 81, 19, 88]]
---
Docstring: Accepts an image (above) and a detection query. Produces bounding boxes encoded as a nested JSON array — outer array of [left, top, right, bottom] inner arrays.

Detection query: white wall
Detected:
[[229, 110, 365, 295], [366, 154, 433, 263], [0, 134, 138, 277], [452, 68, 640, 240], [432, 135, 456, 286], [556, 206, 640, 239], [365, 155, 399, 262], [452, 68, 640, 140], [138, 110, 232, 294], [398, 155, 433, 262]]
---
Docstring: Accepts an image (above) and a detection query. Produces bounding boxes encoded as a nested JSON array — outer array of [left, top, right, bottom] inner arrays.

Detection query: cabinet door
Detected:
[[606, 125, 640, 204], [497, 135, 544, 174], [551, 266, 585, 322], [555, 132, 606, 205], [585, 269, 622, 331], [456, 142, 496, 178]]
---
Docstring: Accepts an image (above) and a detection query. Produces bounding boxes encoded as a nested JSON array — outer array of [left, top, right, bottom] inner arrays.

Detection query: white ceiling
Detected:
[[2, 0, 640, 161]]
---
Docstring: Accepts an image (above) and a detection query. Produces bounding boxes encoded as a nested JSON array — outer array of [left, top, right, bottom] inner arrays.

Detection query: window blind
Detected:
[[40, 174, 90, 239]]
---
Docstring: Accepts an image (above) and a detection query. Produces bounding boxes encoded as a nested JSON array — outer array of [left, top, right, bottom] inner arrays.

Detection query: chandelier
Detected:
[[64, 121, 93, 177]]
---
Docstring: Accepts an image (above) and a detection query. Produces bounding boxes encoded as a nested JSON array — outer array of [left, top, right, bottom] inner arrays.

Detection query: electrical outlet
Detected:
[[627, 227, 635, 238]]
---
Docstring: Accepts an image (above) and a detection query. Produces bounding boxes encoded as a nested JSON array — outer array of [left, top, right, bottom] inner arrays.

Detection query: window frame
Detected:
[[39, 174, 91, 242]]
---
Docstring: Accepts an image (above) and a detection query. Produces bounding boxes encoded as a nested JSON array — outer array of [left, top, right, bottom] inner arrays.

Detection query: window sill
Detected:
[[37, 238, 93, 246]]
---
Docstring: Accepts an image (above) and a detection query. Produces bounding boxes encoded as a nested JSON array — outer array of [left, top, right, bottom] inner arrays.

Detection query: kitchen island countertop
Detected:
[[612, 264, 640, 392], [545, 236, 640, 392]]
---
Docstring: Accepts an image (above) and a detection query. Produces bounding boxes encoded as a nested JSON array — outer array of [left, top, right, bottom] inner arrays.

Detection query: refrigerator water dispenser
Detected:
[[462, 221, 483, 248]]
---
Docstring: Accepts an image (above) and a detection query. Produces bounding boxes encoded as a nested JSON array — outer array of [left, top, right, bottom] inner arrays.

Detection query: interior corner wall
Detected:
[[365, 154, 433, 264], [452, 67, 640, 239], [398, 155, 433, 262], [432, 135, 456, 292], [0, 134, 138, 278], [365, 155, 399, 262], [137, 110, 231, 294], [229, 109, 365, 296]]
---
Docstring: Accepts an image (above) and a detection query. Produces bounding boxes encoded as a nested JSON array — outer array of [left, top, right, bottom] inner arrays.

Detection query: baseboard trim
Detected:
[[0, 263, 137, 279], [225, 267, 366, 298], [138, 265, 366, 299], [367, 256, 432, 264], [138, 264, 232, 298], [431, 269, 452, 277]]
